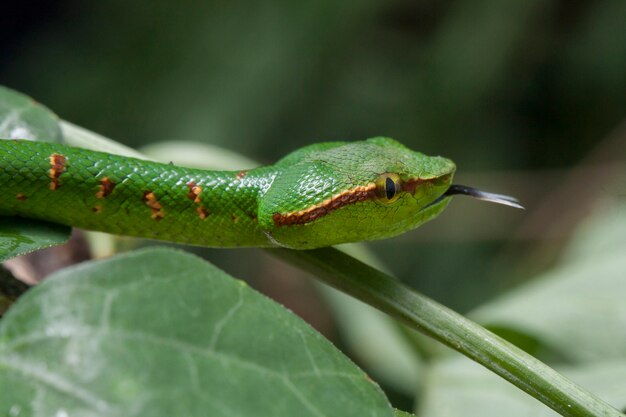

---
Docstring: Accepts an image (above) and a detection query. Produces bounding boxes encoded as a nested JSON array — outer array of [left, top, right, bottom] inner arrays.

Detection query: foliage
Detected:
[[0, 84, 625, 416], [0, 248, 393, 417], [4, 0, 626, 314], [2, 2, 626, 414]]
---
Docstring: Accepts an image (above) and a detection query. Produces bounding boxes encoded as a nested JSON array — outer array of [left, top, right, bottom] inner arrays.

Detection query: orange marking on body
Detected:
[[187, 181, 209, 219], [92, 205, 102, 214], [96, 177, 116, 199], [273, 184, 377, 227], [186, 181, 202, 203], [16, 193, 27, 201], [236, 170, 248, 180], [48, 154, 67, 190], [143, 191, 165, 220], [196, 207, 209, 219]]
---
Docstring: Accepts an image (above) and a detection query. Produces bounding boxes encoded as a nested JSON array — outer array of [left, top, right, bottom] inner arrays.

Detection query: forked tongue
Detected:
[[444, 185, 524, 209]]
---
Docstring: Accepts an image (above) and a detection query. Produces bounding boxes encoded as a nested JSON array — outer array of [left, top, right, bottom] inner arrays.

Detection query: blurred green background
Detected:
[[3, 0, 625, 330], [2, 0, 625, 409]]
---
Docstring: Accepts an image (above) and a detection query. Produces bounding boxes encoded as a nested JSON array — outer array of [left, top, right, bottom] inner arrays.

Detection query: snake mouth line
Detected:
[[433, 184, 524, 209], [422, 193, 449, 211]]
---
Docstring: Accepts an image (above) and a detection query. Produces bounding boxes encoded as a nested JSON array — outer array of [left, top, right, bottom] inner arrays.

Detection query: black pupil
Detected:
[[385, 177, 396, 200]]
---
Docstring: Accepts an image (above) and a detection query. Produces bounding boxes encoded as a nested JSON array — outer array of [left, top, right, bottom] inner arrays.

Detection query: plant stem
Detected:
[[272, 247, 624, 417]]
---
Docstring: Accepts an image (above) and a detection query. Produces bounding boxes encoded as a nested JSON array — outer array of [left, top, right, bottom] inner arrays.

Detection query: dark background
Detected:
[[2, 0, 625, 406], [3, 1, 625, 169], [3, 0, 625, 313]]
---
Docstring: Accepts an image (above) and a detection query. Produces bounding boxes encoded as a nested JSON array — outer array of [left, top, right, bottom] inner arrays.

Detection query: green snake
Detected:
[[0, 137, 521, 249]]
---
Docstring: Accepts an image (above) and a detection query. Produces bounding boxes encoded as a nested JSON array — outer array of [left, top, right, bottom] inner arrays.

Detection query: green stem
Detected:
[[271, 247, 623, 417]]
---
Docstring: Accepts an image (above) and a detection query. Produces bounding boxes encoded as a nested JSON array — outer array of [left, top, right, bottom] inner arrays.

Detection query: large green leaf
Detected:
[[417, 356, 626, 417], [0, 86, 62, 143], [0, 248, 395, 417]]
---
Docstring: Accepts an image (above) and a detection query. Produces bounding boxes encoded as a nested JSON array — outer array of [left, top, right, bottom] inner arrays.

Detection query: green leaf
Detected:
[[0, 86, 62, 143], [140, 140, 259, 170], [60, 120, 147, 159], [0, 217, 70, 262], [394, 410, 417, 417], [418, 356, 626, 417], [475, 252, 626, 363], [0, 248, 394, 417], [472, 205, 626, 363], [561, 204, 626, 263]]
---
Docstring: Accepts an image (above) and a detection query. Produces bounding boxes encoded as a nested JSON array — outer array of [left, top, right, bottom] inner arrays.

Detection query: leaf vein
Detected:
[[0, 354, 112, 412]]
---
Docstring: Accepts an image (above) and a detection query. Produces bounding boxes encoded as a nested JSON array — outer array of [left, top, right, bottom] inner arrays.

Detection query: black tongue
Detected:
[[444, 184, 524, 209]]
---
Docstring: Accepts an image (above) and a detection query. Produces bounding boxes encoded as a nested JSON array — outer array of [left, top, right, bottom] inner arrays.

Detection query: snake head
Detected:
[[258, 137, 456, 249]]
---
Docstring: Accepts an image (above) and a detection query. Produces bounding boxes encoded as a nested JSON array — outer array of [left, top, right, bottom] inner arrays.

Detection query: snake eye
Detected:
[[375, 173, 402, 204]]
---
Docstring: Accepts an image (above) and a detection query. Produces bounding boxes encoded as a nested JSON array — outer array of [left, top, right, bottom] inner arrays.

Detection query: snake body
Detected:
[[0, 137, 456, 249]]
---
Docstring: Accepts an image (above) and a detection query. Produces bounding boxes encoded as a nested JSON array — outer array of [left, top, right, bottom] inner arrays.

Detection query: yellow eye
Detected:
[[375, 173, 402, 204]]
